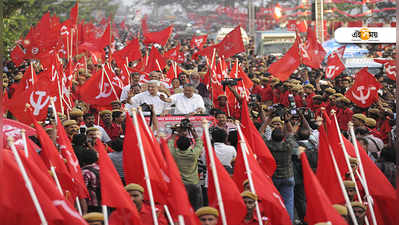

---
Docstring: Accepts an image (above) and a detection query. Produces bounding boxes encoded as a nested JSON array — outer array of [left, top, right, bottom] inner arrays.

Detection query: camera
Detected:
[[221, 78, 242, 90], [44, 107, 54, 126], [180, 118, 192, 130], [140, 103, 152, 112], [171, 118, 193, 133]]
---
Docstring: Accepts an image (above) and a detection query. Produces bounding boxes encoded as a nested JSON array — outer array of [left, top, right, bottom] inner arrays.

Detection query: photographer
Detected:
[[168, 119, 204, 210]]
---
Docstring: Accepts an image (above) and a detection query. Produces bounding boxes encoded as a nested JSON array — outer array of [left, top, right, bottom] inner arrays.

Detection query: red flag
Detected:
[[141, 15, 149, 34], [79, 68, 119, 107], [143, 26, 173, 47], [296, 20, 308, 33], [229, 61, 254, 91], [190, 35, 207, 50], [164, 43, 182, 62], [345, 68, 382, 108], [301, 27, 326, 69], [325, 46, 346, 80], [160, 138, 201, 225], [7, 74, 61, 125], [56, 117, 88, 198], [204, 135, 246, 225], [96, 140, 143, 225], [192, 44, 217, 60], [374, 59, 396, 80], [32, 116, 75, 196], [69, 2, 79, 25], [10, 45, 25, 66], [165, 62, 182, 85], [0, 150, 88, 225], [216, 26, 245, 58], [233, 135, 291, 225], [267, 35, 300, 81], [144, 46, 167, 73], [123, 114, 169, 204], [113, 38, 141, 64], [240, 100, 276, 176], [301, 153, 348, 225], [97, 23, 113, 50], [315, 125, 345, 204]]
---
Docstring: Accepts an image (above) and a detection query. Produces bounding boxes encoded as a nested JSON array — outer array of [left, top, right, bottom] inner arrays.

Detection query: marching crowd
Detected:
[[2, 12, 397, 225]]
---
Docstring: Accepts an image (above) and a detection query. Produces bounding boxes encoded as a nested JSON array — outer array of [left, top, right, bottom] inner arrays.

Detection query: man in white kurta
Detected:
[[162, 84, 205, 115], [130, 80, 169, 115]]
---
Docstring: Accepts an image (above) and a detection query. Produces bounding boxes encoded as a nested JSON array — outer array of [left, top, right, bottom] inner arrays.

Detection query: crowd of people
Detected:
[[2, 16, 397, 225]]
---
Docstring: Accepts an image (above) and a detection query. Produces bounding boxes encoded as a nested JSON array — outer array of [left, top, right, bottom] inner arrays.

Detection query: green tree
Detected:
[[2, 0, 118, 58]]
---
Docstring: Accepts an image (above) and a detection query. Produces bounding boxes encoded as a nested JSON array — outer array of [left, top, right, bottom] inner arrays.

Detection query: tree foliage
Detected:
[[2, 0, 118, 58]]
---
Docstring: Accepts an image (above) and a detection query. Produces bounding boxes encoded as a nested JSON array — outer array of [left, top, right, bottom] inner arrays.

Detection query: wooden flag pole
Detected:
[[131, 108, 159, 225], [202, 120, 228, 225], [348, 123, 378, 225], [8, 137, 49, 225], [236, 122, 264, 225]]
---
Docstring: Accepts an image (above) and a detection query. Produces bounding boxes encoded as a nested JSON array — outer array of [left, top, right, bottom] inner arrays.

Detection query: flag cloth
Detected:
[[345, 68, 382, 108], [143, 26, 173, 47], [141, 15, 149, 34], [190, 35, 207, 50], [240, 100, 276, 176], [56, 117, 88, 198], [374, 59, 396, 80], [325, 46, 346, 80], [216, 26, 245, 58], [232, 134, 291, 225], [204, 134, 246, 225], [32, 116, 75, 197], [301, 27, 326, 69], [113, 38, 141, 66], [96, 139, 143, 225], [159, 138, 201, 225], [144, 46, 167, 73], [78, 68, 119, 107], [267, 35, 300, 81], [10, 45, 25, 66], [0, 150, 88, 225], [301, 153, 348, 225], [123, 114, 168, 204], [69, 2, 79, 25]]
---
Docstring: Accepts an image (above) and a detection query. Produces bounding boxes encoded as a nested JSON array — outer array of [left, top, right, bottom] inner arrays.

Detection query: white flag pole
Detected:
[[163, 205, 175, 225], [21, 129, 29, 157], [348, 123, 378, 225], [202, 120, 228, 225], [178, 215, 186, 225], [102, 205, 109, 225], [236, 122, 264, 225], [7, 137, 48, 225], [102, 65, 120, 102], [331, 112, 364, 203], [131, 108, 159, 225]]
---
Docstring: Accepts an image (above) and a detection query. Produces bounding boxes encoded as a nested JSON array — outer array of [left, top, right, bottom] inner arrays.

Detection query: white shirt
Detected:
[[170, 93, 205, 115], [81, 124, 111, 143], [120, 85, 132, 102], [213, 142, 236, 167], [130, 91, 168, 114]]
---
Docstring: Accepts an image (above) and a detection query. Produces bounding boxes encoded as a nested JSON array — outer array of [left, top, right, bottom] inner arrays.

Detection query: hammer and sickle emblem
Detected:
[[325, 66, 339, 79], [194, 39, 202, 47], [95, 82, 112, 99], [352, 85, 376, 104], [30, 91, 50, 115], [32, 47, 39, 55], [386, 64, 396, 78], [299, 43, 310, 59]]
